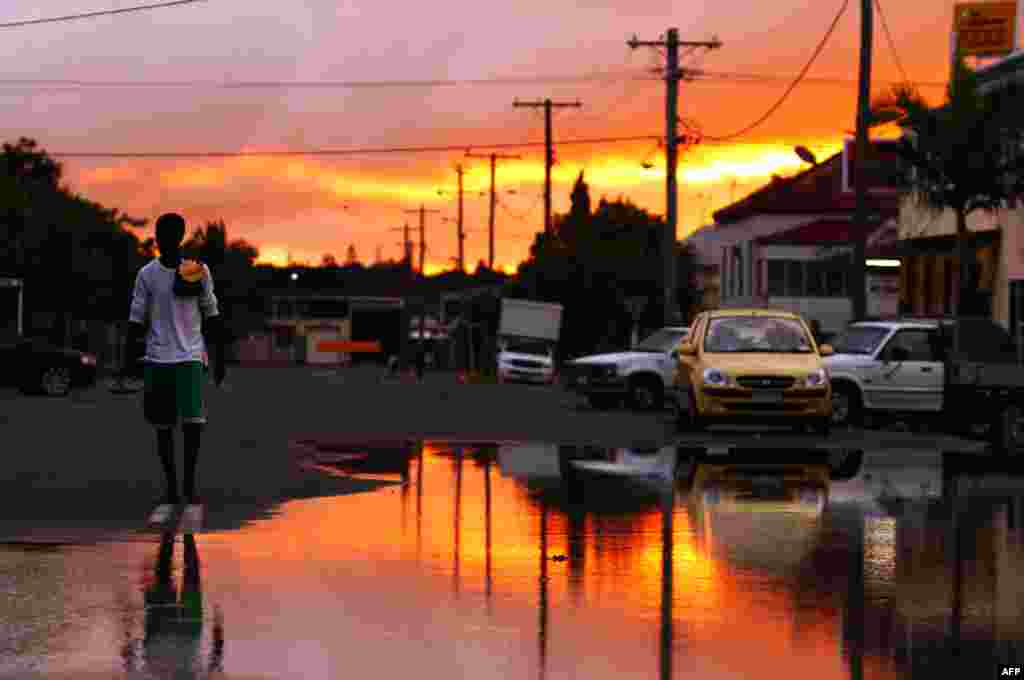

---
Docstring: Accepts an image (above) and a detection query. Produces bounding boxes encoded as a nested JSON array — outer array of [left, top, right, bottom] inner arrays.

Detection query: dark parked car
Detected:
[[0, 336, 99, 396]]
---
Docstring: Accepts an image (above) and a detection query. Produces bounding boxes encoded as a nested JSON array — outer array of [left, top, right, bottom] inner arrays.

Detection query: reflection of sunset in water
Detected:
[[200, 445, 905, 679]]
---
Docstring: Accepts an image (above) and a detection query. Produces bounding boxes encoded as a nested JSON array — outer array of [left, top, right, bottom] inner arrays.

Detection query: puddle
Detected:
[[3, 442, 1024, 678]]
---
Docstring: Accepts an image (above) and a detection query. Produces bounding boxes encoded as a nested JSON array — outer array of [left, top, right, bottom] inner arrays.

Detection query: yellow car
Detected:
[[671, 308, 834, 434]]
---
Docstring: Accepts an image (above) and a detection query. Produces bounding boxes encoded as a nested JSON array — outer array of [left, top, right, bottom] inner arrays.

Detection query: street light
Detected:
[[795, 146, 818, 166]]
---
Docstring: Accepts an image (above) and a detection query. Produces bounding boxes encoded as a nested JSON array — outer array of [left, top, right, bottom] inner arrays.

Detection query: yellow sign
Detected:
[[954, 2, 1017, 56]]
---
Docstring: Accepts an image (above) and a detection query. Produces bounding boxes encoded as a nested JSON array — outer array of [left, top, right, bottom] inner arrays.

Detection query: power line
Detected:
[[0, 71, 947, 97], [874, 0, 911, 86], [690, 70, 942, 88], [0, 0, 208, 28], [48, 134, 663, 159], [703, 0, 850, 142], [0, 71, 651, 90]]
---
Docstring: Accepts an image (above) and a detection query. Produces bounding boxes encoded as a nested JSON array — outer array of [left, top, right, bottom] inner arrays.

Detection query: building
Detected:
[[238, 292, 404, 365], [686, 139, 904, 333], [892, 52, 1024, 334]]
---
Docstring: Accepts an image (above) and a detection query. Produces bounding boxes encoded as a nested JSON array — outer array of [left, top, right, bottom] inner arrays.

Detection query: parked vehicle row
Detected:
[[557, 304, 1024, 451], [0, 336, 99, 396]]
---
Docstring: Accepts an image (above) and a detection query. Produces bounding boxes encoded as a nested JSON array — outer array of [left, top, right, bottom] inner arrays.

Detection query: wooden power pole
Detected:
[[404, 205, 441, 346], [629, 28, 721, 325], [466, 151, 521, 270], [513, 98, 581, 236]]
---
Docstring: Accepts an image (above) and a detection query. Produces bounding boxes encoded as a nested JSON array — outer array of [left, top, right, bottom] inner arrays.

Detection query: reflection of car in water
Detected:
[[122, 532, 224, 677], [686, 462, 830, 573], [497, 443, 680, 508]]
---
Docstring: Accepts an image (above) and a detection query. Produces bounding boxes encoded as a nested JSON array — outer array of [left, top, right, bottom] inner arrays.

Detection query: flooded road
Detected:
[[3, 442, 1024, 679]]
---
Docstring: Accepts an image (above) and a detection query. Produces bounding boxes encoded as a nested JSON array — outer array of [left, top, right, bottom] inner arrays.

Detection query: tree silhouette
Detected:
[[321, 253, 338, 268], [345, 244, 359, 266]]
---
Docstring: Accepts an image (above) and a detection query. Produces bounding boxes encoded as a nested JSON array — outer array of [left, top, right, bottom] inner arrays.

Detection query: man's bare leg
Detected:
[[156, 428, 179, 504], [182, 423, 202, 504]]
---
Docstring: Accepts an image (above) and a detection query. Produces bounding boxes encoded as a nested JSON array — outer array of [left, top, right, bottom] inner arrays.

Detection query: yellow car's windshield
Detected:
[[704, 316, 814, 353]]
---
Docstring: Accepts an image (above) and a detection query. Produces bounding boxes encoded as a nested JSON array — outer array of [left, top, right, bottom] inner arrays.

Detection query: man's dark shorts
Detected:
[[143, 361, 207, 430]]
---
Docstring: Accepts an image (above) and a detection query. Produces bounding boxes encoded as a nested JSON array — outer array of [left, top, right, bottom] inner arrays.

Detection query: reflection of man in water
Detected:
[[123, 532, 224, 678]]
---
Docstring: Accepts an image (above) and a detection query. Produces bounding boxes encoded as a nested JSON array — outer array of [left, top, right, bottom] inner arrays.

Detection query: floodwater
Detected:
[[3, 442, 1024, 679]]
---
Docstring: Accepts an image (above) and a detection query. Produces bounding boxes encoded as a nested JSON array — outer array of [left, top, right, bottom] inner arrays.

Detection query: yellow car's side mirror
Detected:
[[819, 344, 834, 357]]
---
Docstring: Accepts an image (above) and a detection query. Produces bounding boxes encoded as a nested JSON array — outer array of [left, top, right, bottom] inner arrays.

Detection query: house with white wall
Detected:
[[685, 139, 903, 333]]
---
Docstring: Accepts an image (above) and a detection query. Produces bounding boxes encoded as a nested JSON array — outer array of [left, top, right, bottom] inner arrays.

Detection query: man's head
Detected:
[[155, 213, 186, 257]]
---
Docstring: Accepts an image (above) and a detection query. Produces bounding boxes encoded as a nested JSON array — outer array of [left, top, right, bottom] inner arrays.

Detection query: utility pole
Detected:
[[456, 164, 466, 273], [466, 151, 521, 270], [405, 205, 441, 349], [388, 223, 414, 270], [851, 0, 874, 324], [629, 28, 721, 325], [513, 98, 582, 236]]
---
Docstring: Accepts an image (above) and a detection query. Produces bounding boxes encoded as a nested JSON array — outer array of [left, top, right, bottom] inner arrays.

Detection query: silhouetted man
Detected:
[[124, 213, 226, 528]]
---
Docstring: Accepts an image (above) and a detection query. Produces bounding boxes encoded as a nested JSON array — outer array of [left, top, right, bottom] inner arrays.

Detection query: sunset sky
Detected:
[[1, 0, 977, 271]]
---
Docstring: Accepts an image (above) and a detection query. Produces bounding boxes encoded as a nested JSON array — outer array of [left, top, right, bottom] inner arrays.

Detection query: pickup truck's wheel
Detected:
[[629, 376, 663, 411], [830, 383, 862, 427]]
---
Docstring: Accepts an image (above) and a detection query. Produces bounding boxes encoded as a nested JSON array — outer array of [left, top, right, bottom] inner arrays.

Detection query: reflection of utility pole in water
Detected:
[[538, 501, 549, 680], [660, 483, 675, 680], [417, 443, 424, 561], [453, 448, 463, 598], [567, 494, 586, 608], [841, 509, 865, 680], [949, 471, 964, 661], [484, 457, 493, 614]]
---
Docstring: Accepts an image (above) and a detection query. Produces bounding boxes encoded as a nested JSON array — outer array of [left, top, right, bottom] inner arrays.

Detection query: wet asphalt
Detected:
[[2, 366, 1023, 679]]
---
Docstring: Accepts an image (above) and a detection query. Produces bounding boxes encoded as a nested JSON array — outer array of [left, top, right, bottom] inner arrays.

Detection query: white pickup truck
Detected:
[[562, 327, 690, 410], [825, 317, 1024, 451]]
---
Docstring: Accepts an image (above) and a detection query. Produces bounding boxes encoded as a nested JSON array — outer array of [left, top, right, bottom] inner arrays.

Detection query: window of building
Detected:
[[273, 326, 293, 350], [806, 261, 826, 297], [826, 269, 846, 297], [306, 299, 350, 318], [786, 261, 804, 296], [766, 260, 787, 296]]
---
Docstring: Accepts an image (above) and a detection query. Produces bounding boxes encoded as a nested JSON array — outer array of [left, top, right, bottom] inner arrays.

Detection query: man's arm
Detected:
[[198, 265, 226, 384], [125, 269, 149, 377], [203, 314, 227, 384]]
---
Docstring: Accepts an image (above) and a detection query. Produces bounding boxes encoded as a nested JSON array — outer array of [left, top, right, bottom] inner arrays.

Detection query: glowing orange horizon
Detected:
[[77, 133, 870, 272]]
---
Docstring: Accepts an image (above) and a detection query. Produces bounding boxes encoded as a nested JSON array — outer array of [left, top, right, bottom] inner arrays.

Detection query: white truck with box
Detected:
[[497, 298, 563, 384]]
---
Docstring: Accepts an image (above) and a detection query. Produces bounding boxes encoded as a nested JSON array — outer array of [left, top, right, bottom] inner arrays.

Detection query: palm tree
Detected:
[[871, 56, 1024, 349]]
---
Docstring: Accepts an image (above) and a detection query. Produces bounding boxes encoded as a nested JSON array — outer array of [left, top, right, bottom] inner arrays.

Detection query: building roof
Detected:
[[712, 140, 903, 225]]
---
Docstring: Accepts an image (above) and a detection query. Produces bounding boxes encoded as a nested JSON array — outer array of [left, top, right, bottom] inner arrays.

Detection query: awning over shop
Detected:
[[890, 230, 1001, 256]]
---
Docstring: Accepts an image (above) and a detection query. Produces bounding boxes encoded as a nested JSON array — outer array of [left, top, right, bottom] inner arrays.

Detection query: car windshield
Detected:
[[504, 341, 550, 356], [830, 325, 891, 355], [703, 316, 814, 353], [634, 329, 689, 352]]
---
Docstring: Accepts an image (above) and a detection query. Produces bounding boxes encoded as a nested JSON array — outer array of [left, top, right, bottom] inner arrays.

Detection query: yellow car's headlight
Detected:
[[703, 367, 730, 386]]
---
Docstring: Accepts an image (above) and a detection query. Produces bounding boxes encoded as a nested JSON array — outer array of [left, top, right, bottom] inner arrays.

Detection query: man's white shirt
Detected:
[[129, 258, 219, 364]]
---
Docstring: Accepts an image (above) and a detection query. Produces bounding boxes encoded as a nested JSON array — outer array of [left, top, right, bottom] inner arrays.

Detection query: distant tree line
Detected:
[[0, 138, 698, 367]]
